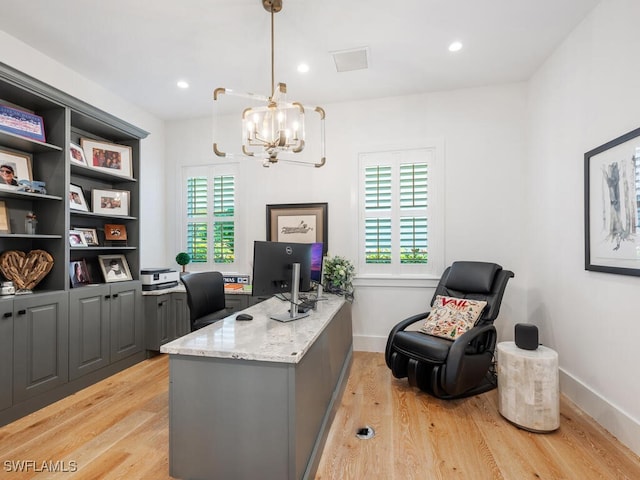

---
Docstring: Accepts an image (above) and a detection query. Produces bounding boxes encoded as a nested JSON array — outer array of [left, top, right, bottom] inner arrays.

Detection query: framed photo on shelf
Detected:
[[69, 259, 91, 287], [266, 202, 328, 254], [98, 254, 133, 283], [0, 201, 10, 233], [69, 142, 88, 166], [81, 138, 133, 178], [0, 148, 33, 190], [104, 223, 127, 241], [75, 227, 99, 246], [69, 184, 89, 212], [92, 189, 130, 216], [69, 229, 88, 247], [585, 126, 640, 276], [0, 104, 46, 143]]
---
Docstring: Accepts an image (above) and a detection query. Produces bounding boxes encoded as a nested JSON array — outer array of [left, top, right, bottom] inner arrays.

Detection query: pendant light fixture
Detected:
[[213, 0, 326, 167]]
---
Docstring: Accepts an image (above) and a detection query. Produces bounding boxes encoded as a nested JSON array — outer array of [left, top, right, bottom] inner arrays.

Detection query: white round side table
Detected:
[[497, 341, 559, 432]]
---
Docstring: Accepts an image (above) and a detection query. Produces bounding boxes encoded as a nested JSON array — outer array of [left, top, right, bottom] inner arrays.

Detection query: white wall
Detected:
[[6, 0, 638, 456], [527, 0, 640, 454], [0, 31, 167, 268], [165, 83, 529, 351]]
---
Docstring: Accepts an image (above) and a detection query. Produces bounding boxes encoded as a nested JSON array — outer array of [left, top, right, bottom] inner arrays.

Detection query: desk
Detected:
[[160, 294, 352, 480], [497, 341, 559, 432]]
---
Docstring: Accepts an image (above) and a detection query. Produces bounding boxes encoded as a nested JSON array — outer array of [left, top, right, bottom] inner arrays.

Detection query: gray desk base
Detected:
[[167, 303, 352, 480]]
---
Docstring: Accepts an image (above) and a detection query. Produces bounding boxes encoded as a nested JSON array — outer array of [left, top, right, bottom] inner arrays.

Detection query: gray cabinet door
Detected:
[[0, 299, 13, 411], [69, 285, 110, 380], [144, 294, 170, 351], [13, 292, 69, 403], [109, 281, 143, 362], [173, 292, 190, 338]]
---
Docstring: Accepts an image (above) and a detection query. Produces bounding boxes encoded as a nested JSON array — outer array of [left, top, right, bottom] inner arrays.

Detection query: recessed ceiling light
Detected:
[[177, 80, 189, 89], [297, 63, 310, 74], [448, 41, 463, 52]]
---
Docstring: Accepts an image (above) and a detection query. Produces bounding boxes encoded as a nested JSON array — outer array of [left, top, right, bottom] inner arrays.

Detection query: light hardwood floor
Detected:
[[0, 352, 638, 479]]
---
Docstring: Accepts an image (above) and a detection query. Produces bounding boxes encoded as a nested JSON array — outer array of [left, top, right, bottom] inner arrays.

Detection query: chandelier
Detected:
[[213, 0, 326, 167]]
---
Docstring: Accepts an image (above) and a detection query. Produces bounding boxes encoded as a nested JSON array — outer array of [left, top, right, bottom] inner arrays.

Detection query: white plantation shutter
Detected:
[[212, 175, 235, 263], [183, 167, 237, 266], [359, 146, 442, 277], [364, 165, 392, 263], [186, 176, 208, 263], [399, 163, 428, 264]]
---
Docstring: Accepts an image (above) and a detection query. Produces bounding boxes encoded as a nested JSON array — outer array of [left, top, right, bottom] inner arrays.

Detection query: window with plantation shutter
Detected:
[[183, 166, 237, 267], [359, 146, 443, 277]]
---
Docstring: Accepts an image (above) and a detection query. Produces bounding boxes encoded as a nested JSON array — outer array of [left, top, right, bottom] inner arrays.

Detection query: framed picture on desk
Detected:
[[266, 202, 328, 254]]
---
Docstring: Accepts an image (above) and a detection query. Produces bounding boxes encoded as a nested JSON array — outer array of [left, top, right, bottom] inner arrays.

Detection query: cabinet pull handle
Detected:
[[105, 295, 111, 300], [112, 294, 119, 299], [17, 309, 26, 315], [2, 312, 11, 318]]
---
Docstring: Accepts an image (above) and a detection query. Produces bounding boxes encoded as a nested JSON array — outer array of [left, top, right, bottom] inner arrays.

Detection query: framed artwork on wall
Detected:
[[585, 126, 640, 276], [266, 202, 328, 254]]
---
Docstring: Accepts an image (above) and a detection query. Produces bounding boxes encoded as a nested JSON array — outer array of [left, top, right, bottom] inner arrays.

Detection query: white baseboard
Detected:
[[560, 368, 640, 457], [353, 334, 387, 353]]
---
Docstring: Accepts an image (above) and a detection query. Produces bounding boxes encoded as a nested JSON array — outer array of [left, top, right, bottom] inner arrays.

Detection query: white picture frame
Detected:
[[69, 184, 89, 212], [81, 138, 132, 178], [92, 188, 130, 216], [69, 229, 88, 247], [98, 254, 133, 282], [70, 142, 88, 166], [75, 227, 99, 246]]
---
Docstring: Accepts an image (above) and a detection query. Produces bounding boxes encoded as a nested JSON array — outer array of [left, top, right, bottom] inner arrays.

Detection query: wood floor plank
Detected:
[[1, 352, 639, 480]]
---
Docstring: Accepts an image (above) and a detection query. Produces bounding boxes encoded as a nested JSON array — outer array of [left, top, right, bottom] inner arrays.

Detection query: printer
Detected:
[[141, 268, 180, 291]]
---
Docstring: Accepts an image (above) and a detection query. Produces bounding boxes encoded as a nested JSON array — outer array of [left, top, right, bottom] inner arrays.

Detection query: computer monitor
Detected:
[[251, 241, 312, 297], [310, 242, 324, 284]]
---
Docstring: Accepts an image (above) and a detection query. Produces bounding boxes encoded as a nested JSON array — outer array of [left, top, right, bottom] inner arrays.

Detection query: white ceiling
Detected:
[[0, 0, 600, 121]]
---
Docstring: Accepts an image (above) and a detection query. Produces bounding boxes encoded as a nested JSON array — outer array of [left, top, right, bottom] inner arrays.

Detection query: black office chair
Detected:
[[181, 271, 232, 331], [385, 261, 514, 399]]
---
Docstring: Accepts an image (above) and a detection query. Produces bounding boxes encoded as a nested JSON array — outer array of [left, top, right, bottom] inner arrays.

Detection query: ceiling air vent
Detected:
[[331, 47, 369, 72]]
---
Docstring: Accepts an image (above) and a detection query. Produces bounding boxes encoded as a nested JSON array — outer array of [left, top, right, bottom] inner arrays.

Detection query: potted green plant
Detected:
[[322, 255, 355, 301], [175, 252, 191, 277]]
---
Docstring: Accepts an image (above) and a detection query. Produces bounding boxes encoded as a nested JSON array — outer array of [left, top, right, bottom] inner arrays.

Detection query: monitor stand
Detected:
[[271, 263, 311, 322]]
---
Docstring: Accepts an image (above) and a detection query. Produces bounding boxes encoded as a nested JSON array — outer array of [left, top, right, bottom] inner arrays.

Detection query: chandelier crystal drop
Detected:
[[213, 0, 326, 167]]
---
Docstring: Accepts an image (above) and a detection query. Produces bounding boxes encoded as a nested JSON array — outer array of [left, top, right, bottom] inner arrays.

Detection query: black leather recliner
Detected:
[[181, 271, 233, 331], [385, 261, 514, 399]]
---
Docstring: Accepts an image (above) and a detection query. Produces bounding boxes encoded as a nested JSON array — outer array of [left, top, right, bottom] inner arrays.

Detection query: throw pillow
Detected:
[[419, 295, 487, 340]]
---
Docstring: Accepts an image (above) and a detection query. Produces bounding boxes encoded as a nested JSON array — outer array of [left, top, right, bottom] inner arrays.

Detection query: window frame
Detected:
[[357, 144, 444, 280], [181, 163, 239, 270]]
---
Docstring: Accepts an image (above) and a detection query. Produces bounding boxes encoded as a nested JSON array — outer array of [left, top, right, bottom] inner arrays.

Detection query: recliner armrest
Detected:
[[443, 324, 496, 390], [385, 311, 430, 368]]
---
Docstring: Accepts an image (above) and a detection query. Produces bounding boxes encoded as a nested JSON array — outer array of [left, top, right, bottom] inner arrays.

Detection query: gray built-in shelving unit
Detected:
[[0, 62, 149, 425]]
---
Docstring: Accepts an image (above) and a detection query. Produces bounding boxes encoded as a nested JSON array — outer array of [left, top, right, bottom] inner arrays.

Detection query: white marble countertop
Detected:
[[160, 294, 346, 363]]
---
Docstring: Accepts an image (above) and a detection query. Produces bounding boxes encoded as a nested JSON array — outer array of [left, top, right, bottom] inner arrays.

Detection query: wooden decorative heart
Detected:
[[0, 250, 54, 291]]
